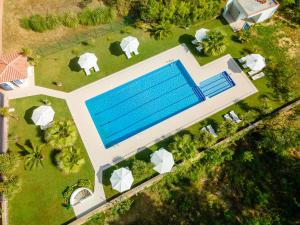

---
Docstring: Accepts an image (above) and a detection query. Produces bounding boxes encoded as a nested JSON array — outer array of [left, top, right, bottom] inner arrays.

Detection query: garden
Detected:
[[3, 95, 94, 225]]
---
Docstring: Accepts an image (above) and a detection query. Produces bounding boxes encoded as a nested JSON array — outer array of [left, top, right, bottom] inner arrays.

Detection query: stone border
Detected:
[[68, 99, 300, 225]]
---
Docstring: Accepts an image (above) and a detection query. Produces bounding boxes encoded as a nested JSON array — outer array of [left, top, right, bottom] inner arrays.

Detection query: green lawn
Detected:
[[35, 18, 244, 92], [8, 95, 95, 225]]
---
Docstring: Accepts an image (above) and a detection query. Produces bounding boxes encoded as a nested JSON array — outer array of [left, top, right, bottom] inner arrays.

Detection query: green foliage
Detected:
[[168, 134, 197, 161], [44, 120, 78, 149], [258, 95, 272, 114], [61, 12, 79, 28], [235, 30, 251, 43], [111, 199, 134, 216], [86, 213, 106, 225], [0, 174, 22, 199], [279, 0, 300, 24], [56, 146, 85, 174], [242, 151, 254, 162], [20, 14, 60, 32], [151, 20, 172, 40], [131, 160, 153, 180], [195, 130, 215, 148], [22, 141, 44, 170], [202, 31, 227, 56], [78, 7, 112, 26], [218, 120, 238, 137], [71, 47, 81, 56], [0, 152, 19, 174], [21, 47, 33, 57]]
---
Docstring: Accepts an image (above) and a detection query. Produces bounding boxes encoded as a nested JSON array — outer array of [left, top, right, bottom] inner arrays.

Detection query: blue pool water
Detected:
[[199, 71, 235, 98], [86, 60, 205, 148]]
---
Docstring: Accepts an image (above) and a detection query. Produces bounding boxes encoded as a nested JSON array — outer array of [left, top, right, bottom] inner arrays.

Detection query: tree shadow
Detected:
[[109, 41, 123, 56], [50, 149, 60, 166], [24, 106, 37, 125], [68, 57, 81, 72]]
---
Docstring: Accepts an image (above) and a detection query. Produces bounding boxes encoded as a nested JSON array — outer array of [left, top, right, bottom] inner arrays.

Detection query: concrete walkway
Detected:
[[2, 44, 258, 218]]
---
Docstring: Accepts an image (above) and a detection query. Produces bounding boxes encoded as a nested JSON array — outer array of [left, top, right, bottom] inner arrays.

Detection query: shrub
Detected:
[[45, 15, 61, 30], [218, 120, 238, 137], [21, 47, 33, 57], [78, 7, 112, 26], [195, 130, 215, 148], [111, 199, 134, 216], [61, 12, 79, 28], [71, 47, 81, 56], [0, 152, 20, 174], [0, 174, 22, 199], [168, 134, 197, 161], [151, 20, 172, 40], [235, 30, 251, 43], [26, 14, 48, 32], [202, 31, 227, 56], [131, 160, 153, 180]]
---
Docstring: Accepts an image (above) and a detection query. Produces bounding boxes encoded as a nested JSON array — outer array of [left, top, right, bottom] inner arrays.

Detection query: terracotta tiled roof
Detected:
[[0, 53, 28, 83]]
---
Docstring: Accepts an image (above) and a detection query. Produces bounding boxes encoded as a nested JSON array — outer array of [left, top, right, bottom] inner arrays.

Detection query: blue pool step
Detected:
[[192, 87, 206, 101]]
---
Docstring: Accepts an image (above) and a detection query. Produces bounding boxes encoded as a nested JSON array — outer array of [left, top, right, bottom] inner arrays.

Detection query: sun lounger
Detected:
[[201, 127, 208, 133], [242, 64, 248, 68], [206, 125, 217, 137], [248, 70, 260, 76], [229, 110, 241, 123], [238, 56, 247, 63], [196, 46, 203, 52], [252, 72, 265, 80], [191, 39, 198, 45], [224, 114, 233, 121]]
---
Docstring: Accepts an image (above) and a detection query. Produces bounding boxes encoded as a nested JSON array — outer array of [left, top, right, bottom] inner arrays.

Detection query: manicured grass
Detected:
[[8, 95, 94, 225], [35, 18, 244, 92]]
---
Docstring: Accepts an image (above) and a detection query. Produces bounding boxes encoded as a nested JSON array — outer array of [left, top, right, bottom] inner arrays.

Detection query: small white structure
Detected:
[[150, 148, 175, 174], [110, 167, 134, 192], [120, 36, 139, 59], [31, 105, 55, 129], [78, 53, 99, 76], [245, 54, 266, 72], [223, 0, 279, 31], [192, 28, 209, 45], [70, 188, 93, 206]]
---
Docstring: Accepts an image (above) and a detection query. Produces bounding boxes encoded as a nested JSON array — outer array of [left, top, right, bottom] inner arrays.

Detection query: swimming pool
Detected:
[[86, 60, 205, 148], [199, 71, 235, 98]]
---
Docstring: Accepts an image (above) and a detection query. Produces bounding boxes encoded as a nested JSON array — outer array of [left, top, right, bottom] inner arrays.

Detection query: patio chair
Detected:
[[248, 70, 260, 76], [94, 64, 100, 72], [252, 72, 265, 80], [206, 125, 218, 138], [238, 56, 247, 63], [191, 39, 198, 45], [84, 68, 91, 76], [224, 113, 233, 121], [229, 110, 241, 123]]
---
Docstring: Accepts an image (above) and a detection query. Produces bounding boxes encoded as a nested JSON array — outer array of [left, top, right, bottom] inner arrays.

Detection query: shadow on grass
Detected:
[[50, 149, 61, 166], [68, 57, 81, 72], [24, 106, 38, 125], [109, 41, 123, 56]]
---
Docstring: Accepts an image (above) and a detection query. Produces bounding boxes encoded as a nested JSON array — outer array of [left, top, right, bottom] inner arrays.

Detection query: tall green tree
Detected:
[[202, 31, 227, 56], [23, 141, 44, 170], [44, 120, 78, 149], [168, 134, 197, 161], [151, 20, 172, 40], [56, 146, 85, 174]]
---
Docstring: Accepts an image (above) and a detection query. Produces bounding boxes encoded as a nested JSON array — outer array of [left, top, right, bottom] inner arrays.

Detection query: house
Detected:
[[223, 0, 279, 31], [0, 53, 29, 90]]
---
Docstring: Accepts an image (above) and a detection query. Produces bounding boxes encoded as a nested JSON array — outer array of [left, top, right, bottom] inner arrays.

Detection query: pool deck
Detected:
[[4, 44, 258, 217]]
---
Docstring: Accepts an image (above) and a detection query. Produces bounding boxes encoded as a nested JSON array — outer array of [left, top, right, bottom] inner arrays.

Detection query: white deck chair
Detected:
[[201, 127, 208, 133], [196, 46, 203, 52], [133, 49, 139, 55], [206, 125, 218, 138], [94, 64, 100, 72], [248, 70, 260, 76], [224, 114, 233, 121], [191, 39, 198, 45], [242, 64, 248, 69], [252, 72, 265, 80], [238, 57, 247, 63], [125, 51, 132, 59], [229, 110, 241, 123], [84, 68, 91, 76]]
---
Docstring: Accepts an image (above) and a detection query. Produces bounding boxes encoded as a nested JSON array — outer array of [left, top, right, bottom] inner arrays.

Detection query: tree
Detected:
[[151, 20, 172, 40], [0, 174, 21, 199], [195, 130, 215, 148], [218, 120, 238, 138], [0, 107, 19, 120], [21, 47, 33, 57], [242, 151, 254, 162], [44, 120, 78, 149], [0, 152, 20, 174], [56, 146, 85, 174], [168, 134, 197, 161], [23, 141, 44, 170], [202, 31, 227, 56], [235, 30, 251, 43]]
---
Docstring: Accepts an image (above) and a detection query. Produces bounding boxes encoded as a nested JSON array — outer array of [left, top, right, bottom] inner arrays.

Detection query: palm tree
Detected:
[[202, 31, 227, 56], [55, 146, 85, 174], [168, 134, 197, 161], [151, 20, 172, 40], [0, 107, 19, 120], [44, 120, 78, 149], [23, 141, 44, 170]]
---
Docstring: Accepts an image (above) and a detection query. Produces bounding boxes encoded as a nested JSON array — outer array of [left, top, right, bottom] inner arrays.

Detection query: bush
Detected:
[[45, 15, 61, 30], [0, 174, 22, 199], [202, 31, 227, 56], [111, 199, 134, 216], [25, 15, 48, 32], [131, 160, 153, 180], [78, 7, 112, 26], [235, 30, 251, 43], [61, 12, 79, 28], [0, 152, 19, 174]]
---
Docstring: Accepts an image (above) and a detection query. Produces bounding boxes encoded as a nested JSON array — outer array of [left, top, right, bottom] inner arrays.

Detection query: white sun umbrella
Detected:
[[120, 36, 139, 54], [245, 54, 266, 71], [78, 53, 98, 70], [151, 148, 174, 174], [110, 167, 134, 192], [195, 28, 209, 42], [31, 105, 55, 126]]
